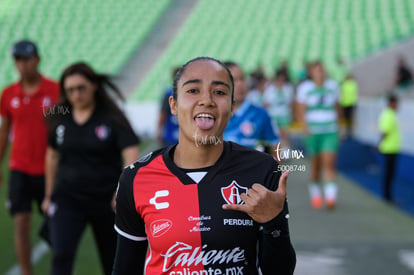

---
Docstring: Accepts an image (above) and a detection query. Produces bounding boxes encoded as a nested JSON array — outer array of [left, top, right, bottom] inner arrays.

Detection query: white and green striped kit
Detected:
[[263, 84, 293, 123], [297, 79, 339, 134]]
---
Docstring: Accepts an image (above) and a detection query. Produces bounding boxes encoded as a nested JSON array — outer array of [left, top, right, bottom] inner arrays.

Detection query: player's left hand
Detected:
[[222, 171, 289, 223]]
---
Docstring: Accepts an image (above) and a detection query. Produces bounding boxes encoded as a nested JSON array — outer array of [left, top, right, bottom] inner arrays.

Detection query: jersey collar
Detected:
[[17, 75, 46, 97], [162, 142, 231, 185]]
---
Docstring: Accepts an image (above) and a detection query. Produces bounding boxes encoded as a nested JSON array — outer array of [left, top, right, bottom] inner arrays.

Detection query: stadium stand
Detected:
[[0, 0, 171, 90], [131, 0, 414, 102]]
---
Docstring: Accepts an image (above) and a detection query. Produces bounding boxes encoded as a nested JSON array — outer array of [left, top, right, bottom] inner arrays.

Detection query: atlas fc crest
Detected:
[[221, 180, 248, 205]]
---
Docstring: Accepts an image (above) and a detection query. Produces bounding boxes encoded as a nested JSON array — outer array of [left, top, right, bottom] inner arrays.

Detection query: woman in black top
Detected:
[[42, 62, 140, 275]]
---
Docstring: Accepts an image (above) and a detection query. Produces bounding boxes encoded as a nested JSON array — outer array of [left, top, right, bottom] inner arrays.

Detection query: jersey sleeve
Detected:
[[259, 160, 296, 274], [112, 234, 148, 275], [0, 88, 10, 118], [114, 165, 147, 241], [296, 82, 308, 104], [113, 120, 140, 151]]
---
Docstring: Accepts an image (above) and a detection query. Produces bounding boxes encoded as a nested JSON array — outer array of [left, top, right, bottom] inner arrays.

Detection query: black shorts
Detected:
[[7, 170, 45, 216]]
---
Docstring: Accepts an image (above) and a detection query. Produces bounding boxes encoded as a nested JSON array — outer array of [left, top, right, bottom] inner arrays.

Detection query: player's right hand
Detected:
[[222, 171, 289, 223], [41, 197, 51, 215]]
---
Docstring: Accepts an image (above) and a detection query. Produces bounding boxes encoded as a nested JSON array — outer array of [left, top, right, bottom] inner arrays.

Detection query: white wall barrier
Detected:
[[125, 102, 159, 139]]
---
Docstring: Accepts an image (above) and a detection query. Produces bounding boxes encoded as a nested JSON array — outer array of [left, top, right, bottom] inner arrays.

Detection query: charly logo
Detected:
[[150, 219, 172, 237], [221, 180, 248, 205], [149, 190, 170, 210]]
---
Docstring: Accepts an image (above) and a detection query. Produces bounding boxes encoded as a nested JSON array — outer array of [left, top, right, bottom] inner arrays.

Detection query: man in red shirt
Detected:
[[0, 40, 59, 275]]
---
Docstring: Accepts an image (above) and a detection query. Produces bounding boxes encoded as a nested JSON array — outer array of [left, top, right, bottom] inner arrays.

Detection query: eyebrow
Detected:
[[212, 80, 231, 90], [182, 79, 231, 90], [182, 79, 201, 87]]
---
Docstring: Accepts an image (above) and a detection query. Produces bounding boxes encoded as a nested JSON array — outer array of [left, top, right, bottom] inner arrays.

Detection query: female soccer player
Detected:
[[263, 70, 294, 148], [112, 57, 296, 275], [297, 61, 341, 210], [42, 62, 140, 275]]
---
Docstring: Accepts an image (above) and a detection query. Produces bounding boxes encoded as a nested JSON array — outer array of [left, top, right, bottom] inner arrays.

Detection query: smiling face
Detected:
[[169, 59, 233, 147]]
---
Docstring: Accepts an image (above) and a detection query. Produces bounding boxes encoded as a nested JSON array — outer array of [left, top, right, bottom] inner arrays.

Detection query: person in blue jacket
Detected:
[[223, 61, 279, 157]]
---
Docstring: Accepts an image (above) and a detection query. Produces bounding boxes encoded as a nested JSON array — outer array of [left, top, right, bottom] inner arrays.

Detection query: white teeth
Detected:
[[196, 113, 214, 119]]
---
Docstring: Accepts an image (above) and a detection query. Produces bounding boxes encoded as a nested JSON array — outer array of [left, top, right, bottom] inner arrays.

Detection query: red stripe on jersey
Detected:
[[133, 155, 204, 274]]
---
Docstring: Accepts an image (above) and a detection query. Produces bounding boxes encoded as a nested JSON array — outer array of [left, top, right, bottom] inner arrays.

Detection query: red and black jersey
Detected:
[[0, 76, 59, 175], [114, 141, 295, 275]]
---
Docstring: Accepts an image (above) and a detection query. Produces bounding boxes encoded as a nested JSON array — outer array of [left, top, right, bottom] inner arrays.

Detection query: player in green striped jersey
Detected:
[[296, 61, 341, 210]]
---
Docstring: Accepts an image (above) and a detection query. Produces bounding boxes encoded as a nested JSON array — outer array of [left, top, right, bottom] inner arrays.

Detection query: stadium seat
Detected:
[[0, 0, 171, 90]]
